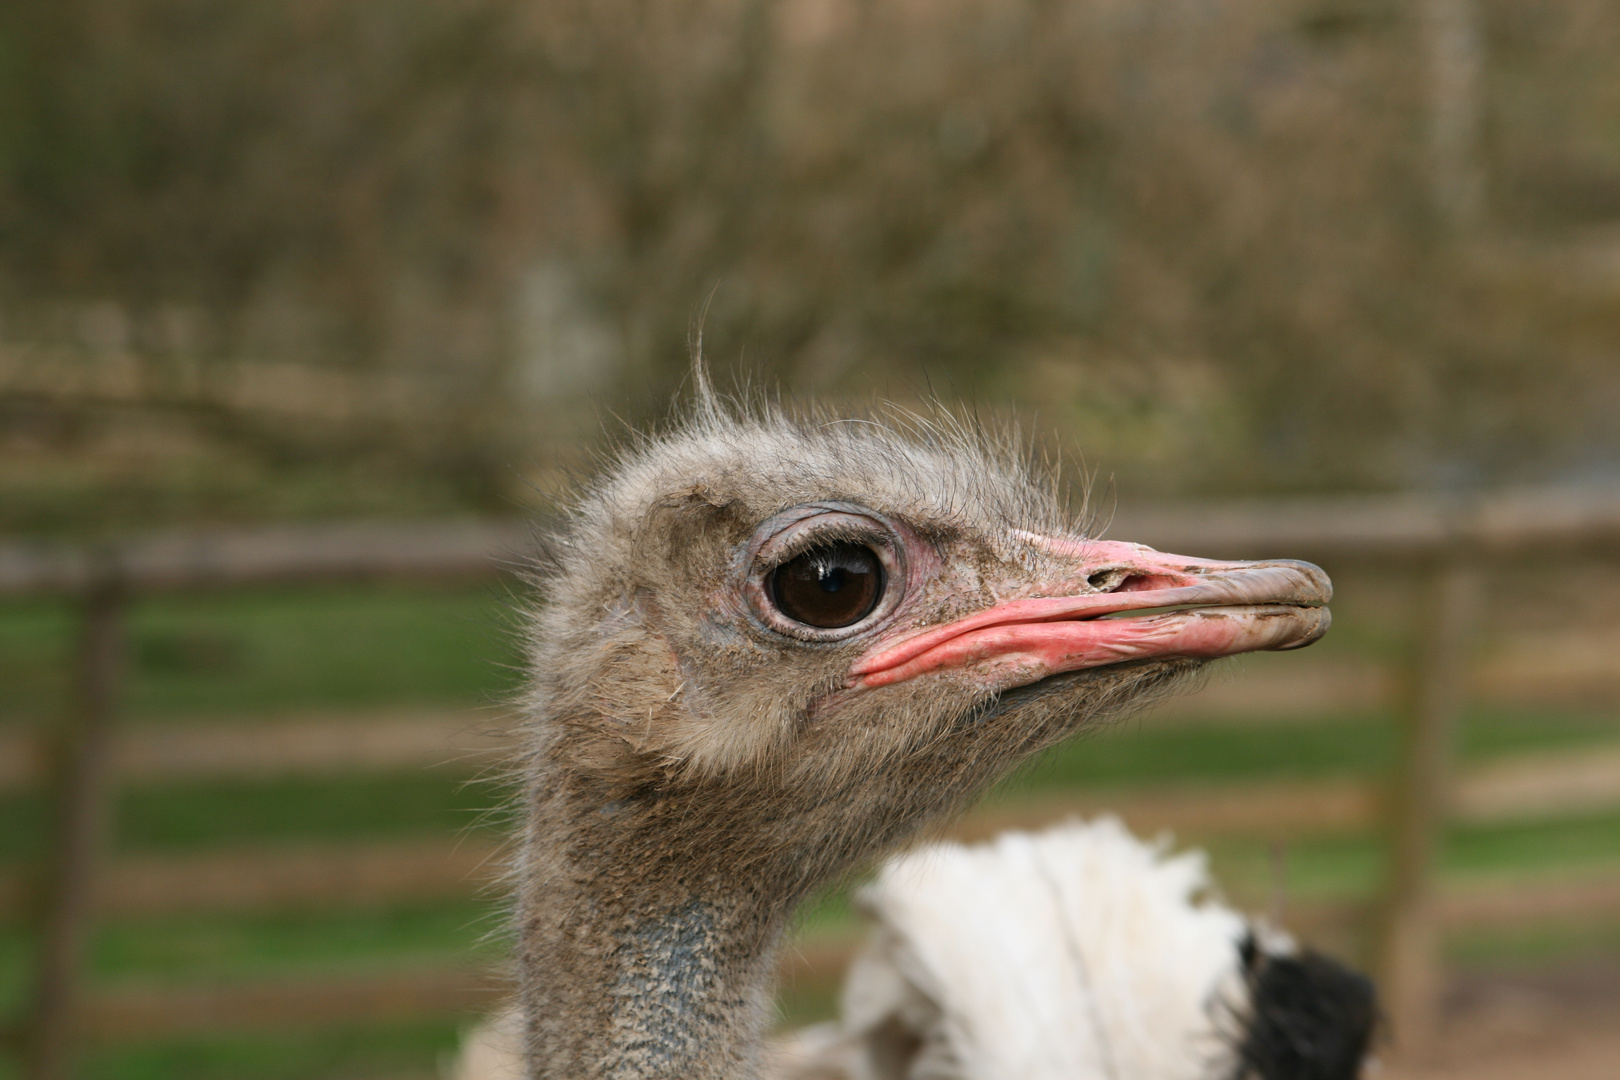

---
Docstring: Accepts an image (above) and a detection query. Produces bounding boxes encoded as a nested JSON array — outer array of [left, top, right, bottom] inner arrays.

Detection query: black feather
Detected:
[[1232, 934, 1379, 1080]]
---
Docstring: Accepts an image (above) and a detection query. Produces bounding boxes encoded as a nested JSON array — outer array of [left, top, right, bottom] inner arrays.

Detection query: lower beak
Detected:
[[850, 537, 1332, 691]]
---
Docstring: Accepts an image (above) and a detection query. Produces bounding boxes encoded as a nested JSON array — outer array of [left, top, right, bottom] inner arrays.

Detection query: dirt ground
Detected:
[[1384, 965, 1620, 1080]]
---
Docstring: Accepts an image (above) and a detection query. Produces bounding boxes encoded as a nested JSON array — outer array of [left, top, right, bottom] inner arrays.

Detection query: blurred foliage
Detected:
[[2, 0, 1620, 536]]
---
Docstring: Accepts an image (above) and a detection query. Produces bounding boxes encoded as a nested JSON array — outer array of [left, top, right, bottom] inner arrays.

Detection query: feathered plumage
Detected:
[[779, 819, 1374, 1080]]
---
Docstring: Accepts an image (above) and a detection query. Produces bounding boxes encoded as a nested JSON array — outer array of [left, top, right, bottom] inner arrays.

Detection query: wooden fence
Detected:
[[2, 487, 1619, 1077]]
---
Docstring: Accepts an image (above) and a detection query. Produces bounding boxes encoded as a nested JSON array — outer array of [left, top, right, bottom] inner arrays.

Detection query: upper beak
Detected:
[[850, 536, 1332, 691]]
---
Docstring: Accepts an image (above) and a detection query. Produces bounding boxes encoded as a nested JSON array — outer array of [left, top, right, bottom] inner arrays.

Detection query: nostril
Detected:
[[1090, 571, 1176, 593]]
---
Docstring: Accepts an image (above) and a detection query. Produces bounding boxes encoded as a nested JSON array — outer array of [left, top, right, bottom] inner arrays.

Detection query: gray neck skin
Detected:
[[515, 688, 1086, 1078], [519, 802, 802, 1080]]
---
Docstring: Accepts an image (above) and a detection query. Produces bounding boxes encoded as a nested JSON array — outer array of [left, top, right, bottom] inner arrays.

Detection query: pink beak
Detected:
[[851, 536, 1332, 692]]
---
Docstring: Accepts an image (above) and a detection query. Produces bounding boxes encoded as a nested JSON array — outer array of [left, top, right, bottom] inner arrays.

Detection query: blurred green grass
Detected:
[[0, 583, 525, 725], [1, 584, 1617, 1078]]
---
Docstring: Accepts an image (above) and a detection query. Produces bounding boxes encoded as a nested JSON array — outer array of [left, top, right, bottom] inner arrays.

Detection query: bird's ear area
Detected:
[[549, 687, 803, 793], [544, 629, 697, 791], [637, 486, 757, 584], [543, 577, 799, 789], [550, 721, 666, 793]]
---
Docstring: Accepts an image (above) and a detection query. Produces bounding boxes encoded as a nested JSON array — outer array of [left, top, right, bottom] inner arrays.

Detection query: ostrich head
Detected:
[[515, 388, 1330, 1079]]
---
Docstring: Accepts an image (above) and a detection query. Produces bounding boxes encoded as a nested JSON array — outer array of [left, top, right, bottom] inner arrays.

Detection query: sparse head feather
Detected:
[[567, 391, 1071, 567]]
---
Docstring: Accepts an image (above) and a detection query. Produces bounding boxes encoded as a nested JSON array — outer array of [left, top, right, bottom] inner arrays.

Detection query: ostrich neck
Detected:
[[512, 670, 1115, 1078], [518, 793, 796, 1080]]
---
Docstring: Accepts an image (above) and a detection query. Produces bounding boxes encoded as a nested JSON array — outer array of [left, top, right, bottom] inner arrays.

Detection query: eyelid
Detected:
[[756, 511, 892, 568], [769, 525, 889, 568]]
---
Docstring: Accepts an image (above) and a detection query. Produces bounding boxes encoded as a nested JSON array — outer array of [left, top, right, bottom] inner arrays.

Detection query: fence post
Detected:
[[23, 562, 127, 1080], [1425, 0, 1486, 231], [1377, 540, 1482, 1057]]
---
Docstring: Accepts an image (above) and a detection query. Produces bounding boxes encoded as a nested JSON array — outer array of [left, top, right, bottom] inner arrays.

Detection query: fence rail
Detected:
[[0, 712, 508, 791], [81, 969, 507, 1042], [3, 487, 1620, 1074], [3, 483, 1618, 599], [42, 869, 1620, 1045], [0, 519, 533, 597], [2, 743, 1615, 924]]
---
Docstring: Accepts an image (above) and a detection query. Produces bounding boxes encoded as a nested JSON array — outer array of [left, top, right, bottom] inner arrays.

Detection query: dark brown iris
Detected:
[[770, 543, 884, 629]]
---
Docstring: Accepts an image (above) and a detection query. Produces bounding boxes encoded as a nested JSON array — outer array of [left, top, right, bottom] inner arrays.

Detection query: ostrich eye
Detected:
[[770, 543, 885, 629]]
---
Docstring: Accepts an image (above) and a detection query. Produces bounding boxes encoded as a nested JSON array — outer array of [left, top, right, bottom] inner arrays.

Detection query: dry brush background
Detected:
[[4, 0, 1620, 534]]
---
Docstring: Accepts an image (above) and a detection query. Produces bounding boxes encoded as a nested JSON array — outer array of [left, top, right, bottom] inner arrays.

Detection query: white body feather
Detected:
[[818, 818, 1259, 1080]]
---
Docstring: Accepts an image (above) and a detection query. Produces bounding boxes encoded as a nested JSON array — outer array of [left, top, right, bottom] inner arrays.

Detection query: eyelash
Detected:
[[769, 529, 885, 570]]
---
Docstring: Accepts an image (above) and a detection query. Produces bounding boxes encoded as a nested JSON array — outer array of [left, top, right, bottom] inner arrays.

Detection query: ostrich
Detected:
[[499, 383, 1360, 1080], [461, 817, 1376, 1080]]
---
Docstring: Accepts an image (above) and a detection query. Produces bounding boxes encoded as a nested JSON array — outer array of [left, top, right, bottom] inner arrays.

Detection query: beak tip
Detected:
[[1275, 605, 1332, 650]]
